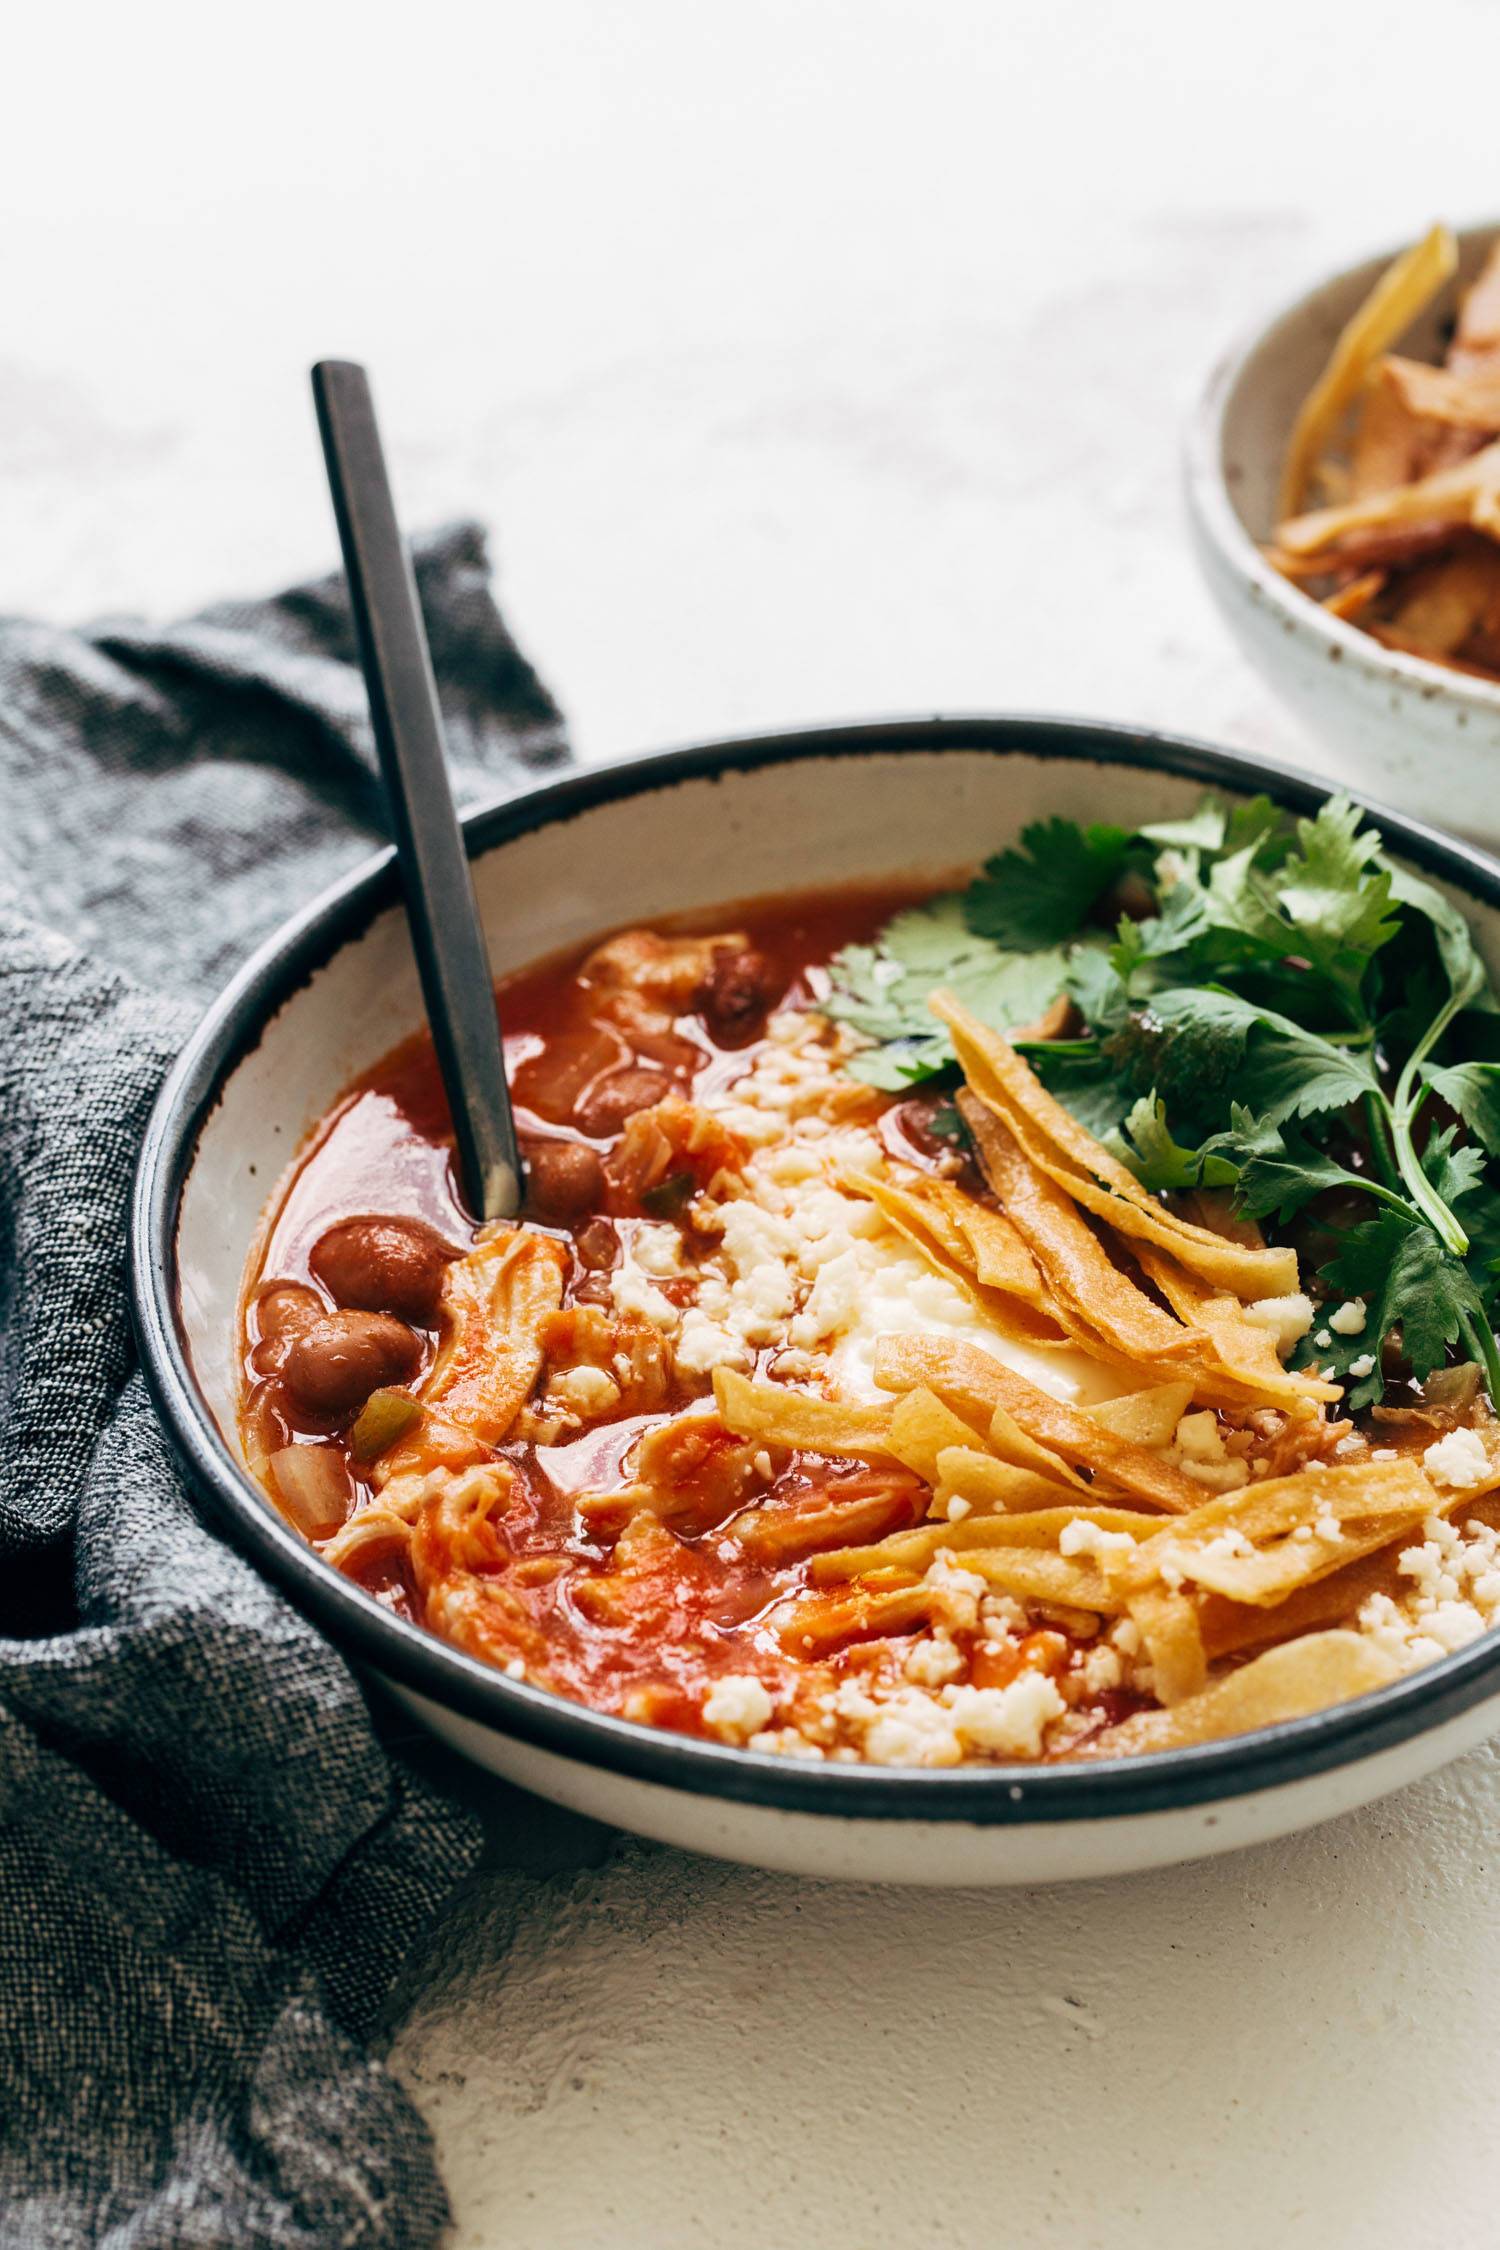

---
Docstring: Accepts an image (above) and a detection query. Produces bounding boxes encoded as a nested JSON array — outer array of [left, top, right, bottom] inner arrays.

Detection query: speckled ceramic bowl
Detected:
[[131, 717, 1500, 1883], [1186, 223, 1500, 844]]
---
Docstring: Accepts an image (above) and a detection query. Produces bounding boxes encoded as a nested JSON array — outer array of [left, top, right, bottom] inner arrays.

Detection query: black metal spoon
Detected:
[[311, 359, 523, 1223]]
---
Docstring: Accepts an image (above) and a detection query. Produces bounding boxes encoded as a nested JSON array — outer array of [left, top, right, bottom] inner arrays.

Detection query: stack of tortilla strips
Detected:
[[1270, 223, 1500, 679], [712, 994, 1500, 1753]]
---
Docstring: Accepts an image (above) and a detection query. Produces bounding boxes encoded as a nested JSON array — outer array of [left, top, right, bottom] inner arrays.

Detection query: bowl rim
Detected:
[[131, 712, 1500, 1826], [1184, 218, 1500, 720]]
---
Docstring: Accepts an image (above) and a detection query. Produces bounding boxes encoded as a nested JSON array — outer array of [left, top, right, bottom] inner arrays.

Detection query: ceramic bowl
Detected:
[[132, 717, 1500, 1884], [1186, 223, 1500, 844]]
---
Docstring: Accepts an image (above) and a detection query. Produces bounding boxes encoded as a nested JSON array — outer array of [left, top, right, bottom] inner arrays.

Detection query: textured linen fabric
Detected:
[[0, 525, 568, 2246]]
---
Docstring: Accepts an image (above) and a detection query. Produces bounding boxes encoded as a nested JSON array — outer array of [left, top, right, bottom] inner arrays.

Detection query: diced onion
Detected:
[[269, 1444, 351, 1533]]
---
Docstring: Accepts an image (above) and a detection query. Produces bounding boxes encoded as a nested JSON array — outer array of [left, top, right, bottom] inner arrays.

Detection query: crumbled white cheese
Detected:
[[747, 1727, 825, 1760], [548, 1365, 622, 1418], [702, 1674, 775, 1741], [1171, 1410, 1251, 1492], [1242, 1292, 1315, 1356], [1174, 1411, 1225, 1463], [1079, 1643, 1124, 1694], [904, 1632, 965, 1687], [1058, 1519, 1136, 1559], [1197, 1527, 1255, 1569], [1360, 1512, 1500, 1671], [923, 1552, 987, 1632], [1423, 1426, 1491, 1490], [1313, 1328, 1331, 1350], [1347, 1353, 1376, 1381], [1328, 1298, 1367, 1336], [609, 1261, 681, 1332], [629, 1222, 684, 1278], [945, 1674, 1066, 1758]]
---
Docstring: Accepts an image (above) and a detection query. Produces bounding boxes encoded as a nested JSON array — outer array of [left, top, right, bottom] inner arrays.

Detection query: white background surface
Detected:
[[11, 3, 1500, 2242]]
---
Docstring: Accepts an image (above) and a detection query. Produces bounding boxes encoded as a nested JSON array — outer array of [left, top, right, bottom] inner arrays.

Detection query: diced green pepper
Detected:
[[640, 1170, 696, 1219], [350, 1387, 423, 1463]]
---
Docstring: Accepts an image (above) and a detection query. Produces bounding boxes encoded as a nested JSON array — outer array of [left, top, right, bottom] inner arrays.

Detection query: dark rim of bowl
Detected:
[[131, 713, 1500, 1825]]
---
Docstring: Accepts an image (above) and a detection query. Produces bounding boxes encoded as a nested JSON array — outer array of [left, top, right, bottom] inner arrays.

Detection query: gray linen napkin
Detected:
[[0, 524, 568, 2247]]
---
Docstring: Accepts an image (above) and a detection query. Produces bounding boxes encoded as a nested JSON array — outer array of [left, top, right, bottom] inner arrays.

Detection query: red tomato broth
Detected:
[[239, 876, 1133, 1752]]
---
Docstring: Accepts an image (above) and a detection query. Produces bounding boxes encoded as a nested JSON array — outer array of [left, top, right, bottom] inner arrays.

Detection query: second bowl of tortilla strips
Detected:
[[1187, 221, 1500, 844]]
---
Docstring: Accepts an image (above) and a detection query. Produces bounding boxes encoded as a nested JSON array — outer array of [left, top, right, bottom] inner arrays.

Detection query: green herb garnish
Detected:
[[640, 1170, 697, 1219], [350, 1387, 423, 1463], [824, 791, 1500, 1407]]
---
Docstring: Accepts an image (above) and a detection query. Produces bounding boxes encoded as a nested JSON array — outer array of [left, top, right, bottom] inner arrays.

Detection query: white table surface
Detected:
[[11, 3, 1500, 2241]]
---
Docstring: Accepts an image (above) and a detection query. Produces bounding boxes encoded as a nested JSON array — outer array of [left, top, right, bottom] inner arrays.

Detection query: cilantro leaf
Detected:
[[1111, 988, 1375, 1136], [964, 819, 1133, 951], [1109, 1094, 1239, 1194], [1386, 863, 1489, 1005], [1420, 1121, 1487, 1208], [1273, 797, 1401, 968], [1425, 1061, 1500, 1157], [1138, 799, 1230, 854], [1201, 1106, 1362, 1225], [825, 897, 1073, 1088], [1309, 1211, 1488, 1407], [1028, 1048, 1133, 1141], [1065, 946, 1130, 1033]]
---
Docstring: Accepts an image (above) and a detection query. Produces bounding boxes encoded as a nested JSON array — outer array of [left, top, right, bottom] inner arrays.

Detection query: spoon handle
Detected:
[[311, 359, 523, 1223]]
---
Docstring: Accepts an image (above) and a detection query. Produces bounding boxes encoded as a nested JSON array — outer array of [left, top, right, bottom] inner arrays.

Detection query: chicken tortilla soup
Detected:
[[238, 793, 1500, 1766]]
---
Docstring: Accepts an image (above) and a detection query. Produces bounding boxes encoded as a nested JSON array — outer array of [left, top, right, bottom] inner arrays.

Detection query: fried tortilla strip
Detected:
[[841, 1168, 1069, 1345], [959, 1097, 1196, 1371], [958, 1547, 1116, 1612], [1096, 1457, 1441, 1701], [1127, 1582, 1207, 1704], [712, 1367, 896, 1459], [1198, 1531, 1427, 1659], [933, 1443, 1084, 1518], [1277, 223, 1456, 518], [1321, 569, 1387, 621], [1384, 543, 1500, 655], [1381, 354, 1500, 432], [1105, 1458, 1441, 1609], [1449, 241, 1500, 376], [1083, 1632, 1400, 1758], [935, 997, 1298, 1299], [1088, 1381, 1196, 1449], [1348, 372, 1426, 496], [1271, 520, 1461, 577], [964, 1098, 1316, 1409], [874, 1336, 1202, 1512], [810, 1501, 1160, 1583], [1277, 436, 1500, 557], [975, 1406, 1085, 1485], [1132, 1242, 1340, 1408], [887, 1385, 993, 1486]]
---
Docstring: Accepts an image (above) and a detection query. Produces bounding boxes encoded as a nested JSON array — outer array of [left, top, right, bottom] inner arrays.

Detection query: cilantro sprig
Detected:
[[824, 791, 1500, 1408]]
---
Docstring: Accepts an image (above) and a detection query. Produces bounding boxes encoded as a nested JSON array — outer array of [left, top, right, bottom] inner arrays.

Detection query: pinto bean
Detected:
[[573, 1065, 673, 1138], [308, 1216, 455, 1323], [283, 1311, 422, 1416], [696, 944, 779, 1045], [575, 1217, 620, 1271], [523, 1139, 605, 1225], [250, 1283, 325, 1375]]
